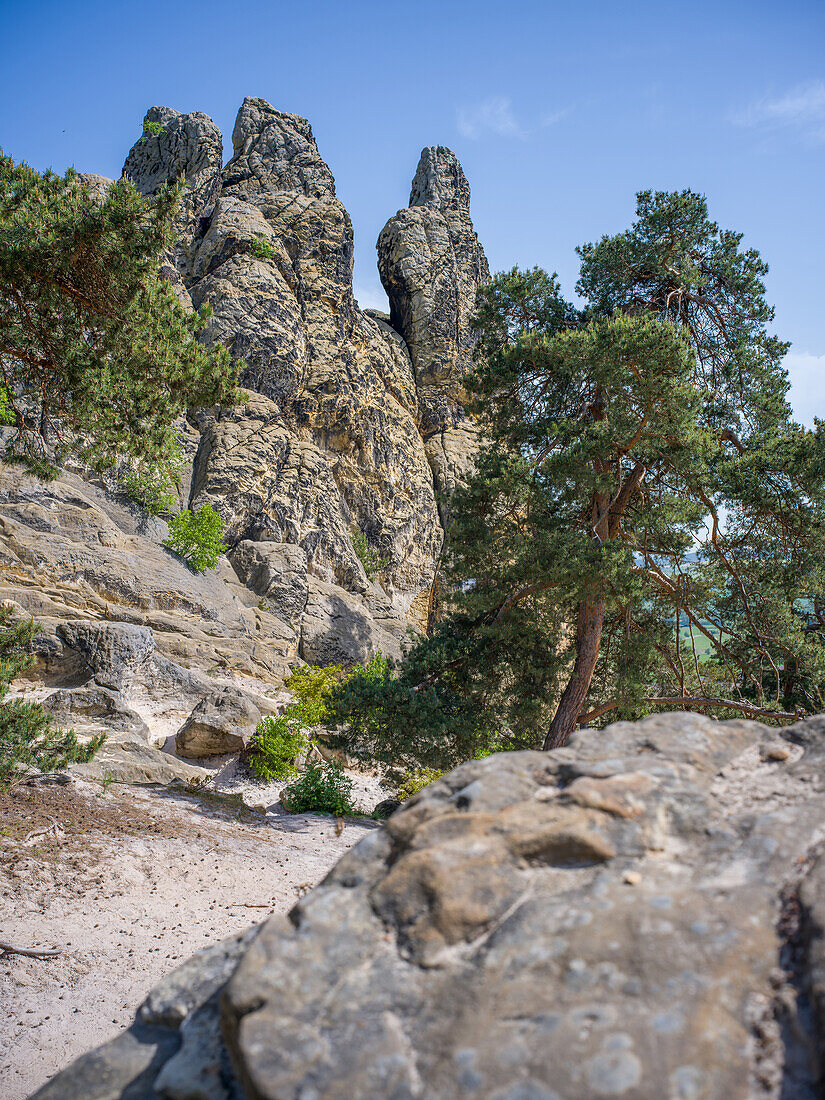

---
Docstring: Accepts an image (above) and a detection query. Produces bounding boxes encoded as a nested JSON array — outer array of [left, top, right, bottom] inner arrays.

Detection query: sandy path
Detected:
[[0, 779, 375, 1099]]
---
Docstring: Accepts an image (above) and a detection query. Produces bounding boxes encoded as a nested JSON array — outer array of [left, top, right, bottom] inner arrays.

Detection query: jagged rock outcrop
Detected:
[[184, 99, 443, 624], [1, 99, 491, 766], [378, 146, 490, 511], [37, 711, 825, 1099], [122, 106, 223, 283]]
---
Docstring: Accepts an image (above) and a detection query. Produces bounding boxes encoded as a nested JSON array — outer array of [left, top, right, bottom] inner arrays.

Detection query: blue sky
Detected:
[[1, 0, 823, 421]]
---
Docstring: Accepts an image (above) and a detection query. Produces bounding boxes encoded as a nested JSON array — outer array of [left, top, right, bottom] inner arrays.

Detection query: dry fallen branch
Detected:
[[579, 696, 801, 726], [22, 817, 65, 845], [0, 941, 61, 958]]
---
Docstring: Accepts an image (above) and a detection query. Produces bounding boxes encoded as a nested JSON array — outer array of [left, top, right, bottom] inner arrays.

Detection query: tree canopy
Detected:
[[329, 189, 825, 767], [0, 154, 240, 477]]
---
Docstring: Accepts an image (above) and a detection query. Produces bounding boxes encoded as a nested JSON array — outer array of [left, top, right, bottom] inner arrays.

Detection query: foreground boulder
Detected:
[[38, 711, 825, 1098]]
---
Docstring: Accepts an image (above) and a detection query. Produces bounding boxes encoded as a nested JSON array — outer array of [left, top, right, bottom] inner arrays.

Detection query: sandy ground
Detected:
[[0, 777, 376, 1099]]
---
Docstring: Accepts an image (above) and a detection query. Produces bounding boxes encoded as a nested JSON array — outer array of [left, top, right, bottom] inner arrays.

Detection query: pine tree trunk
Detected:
[[544, 594, 606, 750]]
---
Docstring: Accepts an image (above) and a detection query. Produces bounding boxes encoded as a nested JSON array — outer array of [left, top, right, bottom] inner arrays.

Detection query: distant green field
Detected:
[[676, 623, 727, 661]]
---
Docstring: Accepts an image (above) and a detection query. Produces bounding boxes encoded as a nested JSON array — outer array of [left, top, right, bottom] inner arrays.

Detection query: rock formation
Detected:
[[1, 97, 491, 754], [36, 711, 825, 1098], [183, 99, 444, 631], [122, 105, 223, 283], [378, 145, 490, 512]]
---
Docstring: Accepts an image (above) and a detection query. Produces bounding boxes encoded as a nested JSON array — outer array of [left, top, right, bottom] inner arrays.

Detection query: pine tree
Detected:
[[0, 607, 103, 786], [330, 191, 825, 764], [0, 154, 240, 477]]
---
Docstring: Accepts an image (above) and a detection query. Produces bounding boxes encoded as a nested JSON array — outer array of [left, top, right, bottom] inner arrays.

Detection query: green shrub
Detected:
[[247, 664, 349, 782], [250, 236, 277, 260], [140, 120, 165, 143], [395, 766, 444, 799], [326, 646, 508, 774], [472, 740, 508, 760], [0, 609, 104, 788], [249, 654, 391, 797], [351, 530, 390, 580], [117, 441, 184, 516], [247, 714, 309, 782], [0, 386, 14, 426], [284, 664, 347, 725], [281, 759, 356, 815], [163, 503, 226, 572]]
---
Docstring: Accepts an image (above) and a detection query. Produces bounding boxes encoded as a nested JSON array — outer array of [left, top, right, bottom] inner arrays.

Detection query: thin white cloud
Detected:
[[730, 79, 825, 144], [784, 351, 825, 426], [457, 97, 527, 141], [539, 107, 569, 129]]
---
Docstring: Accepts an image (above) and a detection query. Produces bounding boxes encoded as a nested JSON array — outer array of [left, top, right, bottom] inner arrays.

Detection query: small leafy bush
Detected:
[[281, 759, 356, 816], [247, 664, 344, 781], [117, 440, 184, 516], [250, 236, 277, 260], [140, 119, 165, 143], [247, 714, 309, 782], [351, 530, 390, 580], [163, 503, 226, 572], [249, 654, 390, 798], [284, 664, 345, 725], [395, 766, 444, 799], [472, 740, 508, 760]]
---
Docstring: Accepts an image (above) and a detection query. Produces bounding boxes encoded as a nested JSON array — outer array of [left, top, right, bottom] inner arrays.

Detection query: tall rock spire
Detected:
[[172, 99, 442, 643], [121, 106, 223, 282], [377, 146, 490, 511]]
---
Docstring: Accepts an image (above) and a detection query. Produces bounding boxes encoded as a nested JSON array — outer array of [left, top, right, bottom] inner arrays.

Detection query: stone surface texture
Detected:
[[122, 106, 223, 282], [175, 686, 262, 758], [37, 712, 825, 1099], [185, 99, 449, 624]]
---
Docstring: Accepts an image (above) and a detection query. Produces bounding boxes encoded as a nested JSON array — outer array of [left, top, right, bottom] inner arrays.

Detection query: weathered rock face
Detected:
[[56, 621, 155, 692], [1, 100, 490, 762], [0, 464, 295, 770], [39, 712, 825, 1098], [184, 99, 444, 622], [0, 467, 296, 685], [175, 686, 262, 758], [378, 145, 490, 511], [122, 106, 223, 282]]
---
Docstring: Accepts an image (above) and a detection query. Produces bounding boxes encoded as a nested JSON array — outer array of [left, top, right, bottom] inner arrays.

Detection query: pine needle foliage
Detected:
[[330, 190, 825, 759], [0, 153, 240, 477], [0, 608, 104, 787]]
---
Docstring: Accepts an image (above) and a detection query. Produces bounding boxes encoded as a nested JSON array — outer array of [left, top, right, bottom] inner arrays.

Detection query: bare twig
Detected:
[[0, 941, 61, 958]]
